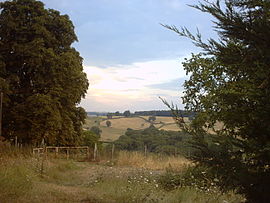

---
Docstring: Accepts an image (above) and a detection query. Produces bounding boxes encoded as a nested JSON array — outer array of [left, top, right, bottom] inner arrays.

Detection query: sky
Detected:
[[40, 0, 216, 112]]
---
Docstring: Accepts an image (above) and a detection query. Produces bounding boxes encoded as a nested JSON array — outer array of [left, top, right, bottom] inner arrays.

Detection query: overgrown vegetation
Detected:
[[0, 148, 243, 202], [164, 0, 270, 202]]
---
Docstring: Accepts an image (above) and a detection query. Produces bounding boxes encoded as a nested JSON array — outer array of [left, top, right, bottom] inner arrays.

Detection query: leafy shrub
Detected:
[[82, 130, 99, 147], [158, 165, 220, 193]]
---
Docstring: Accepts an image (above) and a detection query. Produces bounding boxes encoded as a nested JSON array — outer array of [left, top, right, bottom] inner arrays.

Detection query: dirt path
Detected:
[[21, 162, 163, 203]]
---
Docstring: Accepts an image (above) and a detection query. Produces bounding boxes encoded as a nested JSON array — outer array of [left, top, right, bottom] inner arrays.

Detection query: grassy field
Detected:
[[83, 115, 224, 142], [100, 117, 151, 130], [0, 148, 243, 203], [83, 116, 183, 142]]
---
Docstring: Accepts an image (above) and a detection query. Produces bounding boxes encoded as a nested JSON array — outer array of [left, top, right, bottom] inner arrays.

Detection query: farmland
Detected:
[[83, 116, 184, 142]]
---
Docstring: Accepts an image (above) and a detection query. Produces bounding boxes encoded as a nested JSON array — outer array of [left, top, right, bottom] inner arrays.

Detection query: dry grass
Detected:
[[148, 116, 175, 123], [116, 151, 191, 171], [0, 147, 243, 203], [99, 126, 126, 142], [160, 123, 181, 131], [100, 117, 150, 130]]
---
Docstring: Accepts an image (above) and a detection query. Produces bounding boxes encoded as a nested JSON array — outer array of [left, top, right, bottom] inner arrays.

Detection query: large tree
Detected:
[[165, 0, 270, 202], [0, 0, 89, 145]]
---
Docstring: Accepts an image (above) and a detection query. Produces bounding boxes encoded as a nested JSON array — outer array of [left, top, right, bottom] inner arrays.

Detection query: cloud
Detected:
[[147, 77, 187, 91], [80, 58, 186, 111]]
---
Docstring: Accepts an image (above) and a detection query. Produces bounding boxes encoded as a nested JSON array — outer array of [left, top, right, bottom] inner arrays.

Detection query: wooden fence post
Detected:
[[144, 145, 147, 157], [55, 147, 59, 158], [111, 143, 115, 160], [93, 143, 97, 161], [66, 148, 69, 160], [86, 146, 90, 159], [15, 136, 17, 147]]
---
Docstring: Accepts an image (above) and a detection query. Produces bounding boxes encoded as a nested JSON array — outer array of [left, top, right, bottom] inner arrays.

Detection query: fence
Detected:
[[33, 146, 90, 160], [32, 143, 116, 161]]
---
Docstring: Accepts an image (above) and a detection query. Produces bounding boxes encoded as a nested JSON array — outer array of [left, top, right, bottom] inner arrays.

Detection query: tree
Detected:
[[148, 116, 156, 123], [114, 126, 187, 155], [123, 110, 131, 117], [0, 0, 88, 145], [90, 126, 102, 138], [164, 0, 270, 202], [82, 130, 99, 148], [106, 120, 111, 127]]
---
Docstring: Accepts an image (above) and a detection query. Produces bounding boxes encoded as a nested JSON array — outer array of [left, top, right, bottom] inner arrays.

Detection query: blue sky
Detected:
[[41, 0, 215, 112]]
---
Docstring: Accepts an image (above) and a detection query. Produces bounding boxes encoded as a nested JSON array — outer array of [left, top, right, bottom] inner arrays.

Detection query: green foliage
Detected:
[[0, 0, 88, 145], [82, 130, 99, 148], [165, 0, 270, 202], [115, 126, 194, 156], [90, 126, 102, 137], [159, 166, 220, 192]]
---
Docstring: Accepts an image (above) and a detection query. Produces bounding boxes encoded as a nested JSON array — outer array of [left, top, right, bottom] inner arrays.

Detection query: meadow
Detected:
[[0, 147, 243, 203], [84, 116, 183, 142]]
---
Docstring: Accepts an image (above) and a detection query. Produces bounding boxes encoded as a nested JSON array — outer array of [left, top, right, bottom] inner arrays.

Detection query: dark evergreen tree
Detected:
[[164, 0, 270, 202], [0, 0, 88, 145], [123, 110, 131, 117]]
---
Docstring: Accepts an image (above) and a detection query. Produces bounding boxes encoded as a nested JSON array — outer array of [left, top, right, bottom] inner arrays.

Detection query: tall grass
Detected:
[[0, 146, 81, 202], [0, 147, 244, 202], [0, 146, 36, 201], [115, 151, 191, 171]]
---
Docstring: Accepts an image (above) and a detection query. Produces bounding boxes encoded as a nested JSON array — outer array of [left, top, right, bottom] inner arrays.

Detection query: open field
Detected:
[[84, 116, 183, 142], [0, 148, 243, 203], [99, 126, 126, 142], [100, 117, 151, 130], [160, 123, 181, 131]]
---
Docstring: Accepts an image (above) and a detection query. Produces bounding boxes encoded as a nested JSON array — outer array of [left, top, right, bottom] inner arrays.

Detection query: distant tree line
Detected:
[[134, 110, 195, 118], [88, 110, 196, 118]]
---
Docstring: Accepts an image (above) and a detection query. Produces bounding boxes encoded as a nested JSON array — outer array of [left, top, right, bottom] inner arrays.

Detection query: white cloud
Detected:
[[80, 58, 187, 112]]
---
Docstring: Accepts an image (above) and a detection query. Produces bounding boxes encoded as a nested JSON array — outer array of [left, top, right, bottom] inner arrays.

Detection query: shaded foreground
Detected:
[[0, 149, 243, 203]]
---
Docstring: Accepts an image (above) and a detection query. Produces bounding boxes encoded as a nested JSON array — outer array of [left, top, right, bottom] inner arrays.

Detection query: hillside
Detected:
[[83, 116, 186, 142]]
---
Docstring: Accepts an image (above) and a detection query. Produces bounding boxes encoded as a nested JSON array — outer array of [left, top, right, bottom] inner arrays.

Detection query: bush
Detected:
[[158, 165, 220, 193]]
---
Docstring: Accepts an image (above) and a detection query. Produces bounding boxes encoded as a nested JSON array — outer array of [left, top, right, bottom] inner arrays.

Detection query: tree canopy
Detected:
[[123, 110, 131, 117], [165, 0, 270, 202], [114, 126, 191, 156], [0, 0, 89, 146]]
